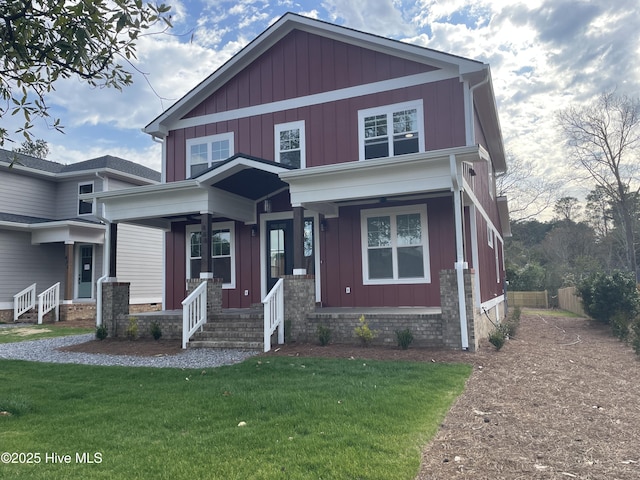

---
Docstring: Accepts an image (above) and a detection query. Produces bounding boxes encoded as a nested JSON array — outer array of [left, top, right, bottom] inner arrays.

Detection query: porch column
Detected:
[[109, 223, 118, 278], [200, 213, 213, 278], [292, 206, 306, 275], [64, 242, 74, 300]]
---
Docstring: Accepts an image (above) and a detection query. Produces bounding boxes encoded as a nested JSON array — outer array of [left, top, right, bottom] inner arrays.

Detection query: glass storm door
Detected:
[[267, 220, 293, 291], [78, 245, 93, 298]]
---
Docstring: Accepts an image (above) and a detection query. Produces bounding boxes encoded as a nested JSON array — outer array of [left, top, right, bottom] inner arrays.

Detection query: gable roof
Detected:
[[0, 149, 161, 183], [144, 12, 490, 138]]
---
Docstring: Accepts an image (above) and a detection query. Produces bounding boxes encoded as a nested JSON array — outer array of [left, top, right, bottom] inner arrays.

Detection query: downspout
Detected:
[[95, 172, 110, 327], [450, 154, 469, 350], [150, 133, 167, 309]]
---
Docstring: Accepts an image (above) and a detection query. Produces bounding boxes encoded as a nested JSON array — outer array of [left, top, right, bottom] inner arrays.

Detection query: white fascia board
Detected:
[[207, 188, 256, 224], [497, 196, 511, 237], [91, 179, 198, 201], [197, 157, 290, 184], [31, 223, 105, 245], [0, 221, 31, 231]]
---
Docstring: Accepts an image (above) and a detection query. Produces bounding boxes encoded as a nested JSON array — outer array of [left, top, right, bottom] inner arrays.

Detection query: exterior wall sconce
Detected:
[[263, 199, 272, 213], [469, 168, 477, 177], [251, 225, 258, 237], [320, 219, 327, 232]]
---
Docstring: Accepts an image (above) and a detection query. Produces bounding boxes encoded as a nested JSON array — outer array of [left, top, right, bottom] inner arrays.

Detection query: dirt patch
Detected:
[[0, 327, 52, 336], [59, 337, 183, 357]]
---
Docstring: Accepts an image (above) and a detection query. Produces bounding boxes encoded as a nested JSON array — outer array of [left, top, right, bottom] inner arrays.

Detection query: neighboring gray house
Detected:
[[0, 149, 163, 322]]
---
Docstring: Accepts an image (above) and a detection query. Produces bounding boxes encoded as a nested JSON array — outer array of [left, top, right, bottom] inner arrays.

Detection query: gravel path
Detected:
[[0, 334, 257, 368]]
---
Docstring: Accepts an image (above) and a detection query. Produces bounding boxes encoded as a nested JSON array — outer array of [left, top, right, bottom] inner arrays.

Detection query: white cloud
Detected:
[[322, 0, 411, 36]]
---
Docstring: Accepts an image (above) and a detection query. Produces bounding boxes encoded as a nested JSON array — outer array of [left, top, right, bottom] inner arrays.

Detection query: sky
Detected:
[[4, 0, 640, 209]]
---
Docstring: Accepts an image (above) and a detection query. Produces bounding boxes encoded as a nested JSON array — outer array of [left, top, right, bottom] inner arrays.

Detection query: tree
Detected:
[[0, 1, 171, 146], [553, 196, 581, 222], [13, 139, 49, 159], [558, 91, 640, 279], [497, 154, 564, 221]]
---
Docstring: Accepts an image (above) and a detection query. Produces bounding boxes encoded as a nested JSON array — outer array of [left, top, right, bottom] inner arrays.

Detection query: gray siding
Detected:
[[0, 170, 56, 218], [116, 224, 163, 303], [55, 176, 104, 220], [0, 230, 66, 307]]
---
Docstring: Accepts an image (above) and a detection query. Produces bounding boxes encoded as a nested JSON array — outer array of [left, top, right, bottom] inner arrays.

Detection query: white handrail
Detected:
[[181, 281, 208, 349], [14, 283, 36, 321], [262, 278, 285, 353], [38, 282, 60, 324]]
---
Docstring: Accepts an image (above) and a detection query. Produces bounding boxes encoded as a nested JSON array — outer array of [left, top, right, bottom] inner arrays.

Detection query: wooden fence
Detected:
[[557, 286, 586, 316], [507, 290, 548, 308]]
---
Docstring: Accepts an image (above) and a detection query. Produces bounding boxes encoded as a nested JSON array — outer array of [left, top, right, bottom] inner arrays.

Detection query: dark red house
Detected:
[[94, 13, 510, 351]]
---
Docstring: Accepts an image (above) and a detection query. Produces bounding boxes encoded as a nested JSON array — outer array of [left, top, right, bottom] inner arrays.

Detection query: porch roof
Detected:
[[0, 212, 105, 244], [90, 155, 291, 229]]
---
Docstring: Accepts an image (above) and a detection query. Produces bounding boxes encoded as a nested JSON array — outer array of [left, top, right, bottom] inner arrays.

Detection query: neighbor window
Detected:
[[275, 121, 305, 168], [78, 182, 94, 215], [186, 222, 235, 288], [358, 101, 424, 160], [361, 205, 430, 284], [186, 133, 234, 177]]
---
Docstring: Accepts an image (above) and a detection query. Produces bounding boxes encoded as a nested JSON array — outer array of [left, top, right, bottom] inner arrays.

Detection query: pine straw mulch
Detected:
[[58, 311, 640, 479]]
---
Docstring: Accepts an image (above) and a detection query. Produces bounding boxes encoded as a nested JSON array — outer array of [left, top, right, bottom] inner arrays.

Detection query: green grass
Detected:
[[0, 357, 470, 480], [0, 324, 93, 343], [524, 308, 583, 318]]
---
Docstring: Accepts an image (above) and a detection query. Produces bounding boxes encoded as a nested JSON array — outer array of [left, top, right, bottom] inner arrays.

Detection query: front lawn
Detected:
[[0, 325, 94, 344], [0, 357, 470, 479]]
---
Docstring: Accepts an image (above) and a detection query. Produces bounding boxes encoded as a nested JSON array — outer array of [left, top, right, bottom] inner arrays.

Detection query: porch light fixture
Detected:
[[251, 225, 258, 237], [320, 219, 327, 232], [469, 168, 477, 177], [263, 199, 272, 213]]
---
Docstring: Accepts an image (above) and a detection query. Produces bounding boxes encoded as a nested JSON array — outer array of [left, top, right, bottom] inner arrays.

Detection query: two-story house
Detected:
[[0, 150, 163, 322], [92, 13, 510, 350]]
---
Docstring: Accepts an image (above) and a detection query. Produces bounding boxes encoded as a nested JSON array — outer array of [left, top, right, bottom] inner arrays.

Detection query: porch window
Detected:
[[186, 133, 234, 177], [78, 182, 94, 215], [358, 101, 424, 161], [361, 205, 430, 284], [187, 222, 235, 288], [275, 121, 305, 168]]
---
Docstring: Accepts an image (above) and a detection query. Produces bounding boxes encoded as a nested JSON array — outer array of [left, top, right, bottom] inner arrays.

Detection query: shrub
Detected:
[[395, 328, 414, 350], [95, 324, 108, 340], [488, 328, 505, 350], [316, 325, 331, 346], [610, 311, 633, 341], [150, 321, 162, 341], [125, 317, 139, 340], [631, 317, 640, 356], [354, 315, 377, 347], [577, 271, 640, 324]]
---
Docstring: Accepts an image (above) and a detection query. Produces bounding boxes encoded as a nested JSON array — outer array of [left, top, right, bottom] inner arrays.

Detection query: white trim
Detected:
[[274, 120, 306, 169], [487, 224, 494, 248], [186, 132, 234, 178], [357, 100, 425, 161], [170, 71, 455, 132], [468, 204, 481, 307], [185, 221, 236, 289], [360, 205, 431, 285], [481, 294, 505, 311]]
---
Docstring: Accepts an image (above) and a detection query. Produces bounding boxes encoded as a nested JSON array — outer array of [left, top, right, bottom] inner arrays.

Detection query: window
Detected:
[[186, 222, 235, 288], [78, 182, 94, 215], [358, 101, 424, 160], [361, 205, 430, 284], [487, 225, 494, 248], [275, 121, 305, 168], [186, 133, 234, 177]]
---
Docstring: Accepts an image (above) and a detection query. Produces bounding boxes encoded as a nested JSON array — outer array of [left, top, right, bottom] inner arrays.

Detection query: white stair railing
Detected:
[[14, 283, 37, 321], [37, 282, 60, 324], [262, 278, 285, 353], [182, 281, 208, 349]]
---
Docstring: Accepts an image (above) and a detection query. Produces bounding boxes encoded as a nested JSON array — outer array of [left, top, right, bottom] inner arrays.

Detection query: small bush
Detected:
[[316, 325, 331, 346], [610, 311, 633, 341], [150, 321, 162, 341], [395, 328, 414, 350], [125, 317, 138, 340], [577, 271, 640, 324], [95, 325, 108, 340], [354, 315, 377, 347], [488, 328, 506, 350]]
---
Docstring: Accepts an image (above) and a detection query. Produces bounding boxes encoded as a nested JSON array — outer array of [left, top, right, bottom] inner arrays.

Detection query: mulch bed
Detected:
[[59, 312, 640, 479]]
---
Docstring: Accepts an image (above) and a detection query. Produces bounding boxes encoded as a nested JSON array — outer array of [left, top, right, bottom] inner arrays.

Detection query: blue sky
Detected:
[[4, 0, 639, 208]]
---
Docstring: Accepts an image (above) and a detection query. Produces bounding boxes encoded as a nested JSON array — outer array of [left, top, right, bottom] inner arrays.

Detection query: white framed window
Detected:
[[186, 132, 234, 177], [487, 224, 494, 248], [358, 100, 425, 161], [78, 182, 94, 215], [360, 205, 430, 284], [186, 222, 236, 288], [275, 121, 305, 168], [488, 164, 495, 199]]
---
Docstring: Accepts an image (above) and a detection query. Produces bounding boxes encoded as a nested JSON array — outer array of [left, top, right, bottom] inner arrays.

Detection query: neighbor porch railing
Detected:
[[262, 278, 284, 353], [13, 283, 36, 321], [37, 282, 60, 324], [182, 280, 208, 349]]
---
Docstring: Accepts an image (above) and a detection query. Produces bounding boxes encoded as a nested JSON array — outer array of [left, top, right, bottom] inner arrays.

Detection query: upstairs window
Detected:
[[78, 182, 94, 215], [275, 121, 305, 168], [358, 101, 424, 160], [186, 133, 234, 177]]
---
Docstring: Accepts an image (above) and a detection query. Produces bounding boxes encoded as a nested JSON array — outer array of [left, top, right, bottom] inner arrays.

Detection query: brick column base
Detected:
[[283, 275, 315, 342], [102, 282, 130, 337], [187, 278, 222, 319]]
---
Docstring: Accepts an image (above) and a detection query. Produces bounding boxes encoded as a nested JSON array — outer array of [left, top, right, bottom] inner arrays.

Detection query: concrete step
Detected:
[[188, 339, 263, 350], [192, 330, 262, 341], [202, 321, 263, 331]]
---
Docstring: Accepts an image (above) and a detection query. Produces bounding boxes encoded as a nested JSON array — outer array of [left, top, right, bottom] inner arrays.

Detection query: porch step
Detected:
[[188, 339, 263, 350], [189, 311, 264, 348]]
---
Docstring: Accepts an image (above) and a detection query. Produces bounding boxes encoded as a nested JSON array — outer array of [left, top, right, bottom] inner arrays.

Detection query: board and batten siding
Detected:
[[115, 224, 163, 304], [0, 230, 66, 307], [0, 170, 57, 219]]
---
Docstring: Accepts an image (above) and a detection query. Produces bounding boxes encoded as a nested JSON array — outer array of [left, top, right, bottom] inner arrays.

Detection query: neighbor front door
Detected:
[[77, 245, 93, 298]]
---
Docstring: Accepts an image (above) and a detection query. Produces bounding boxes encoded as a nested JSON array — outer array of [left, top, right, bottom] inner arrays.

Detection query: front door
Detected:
[[77, 245, 93, 298], [266, 218, 315, 292]]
